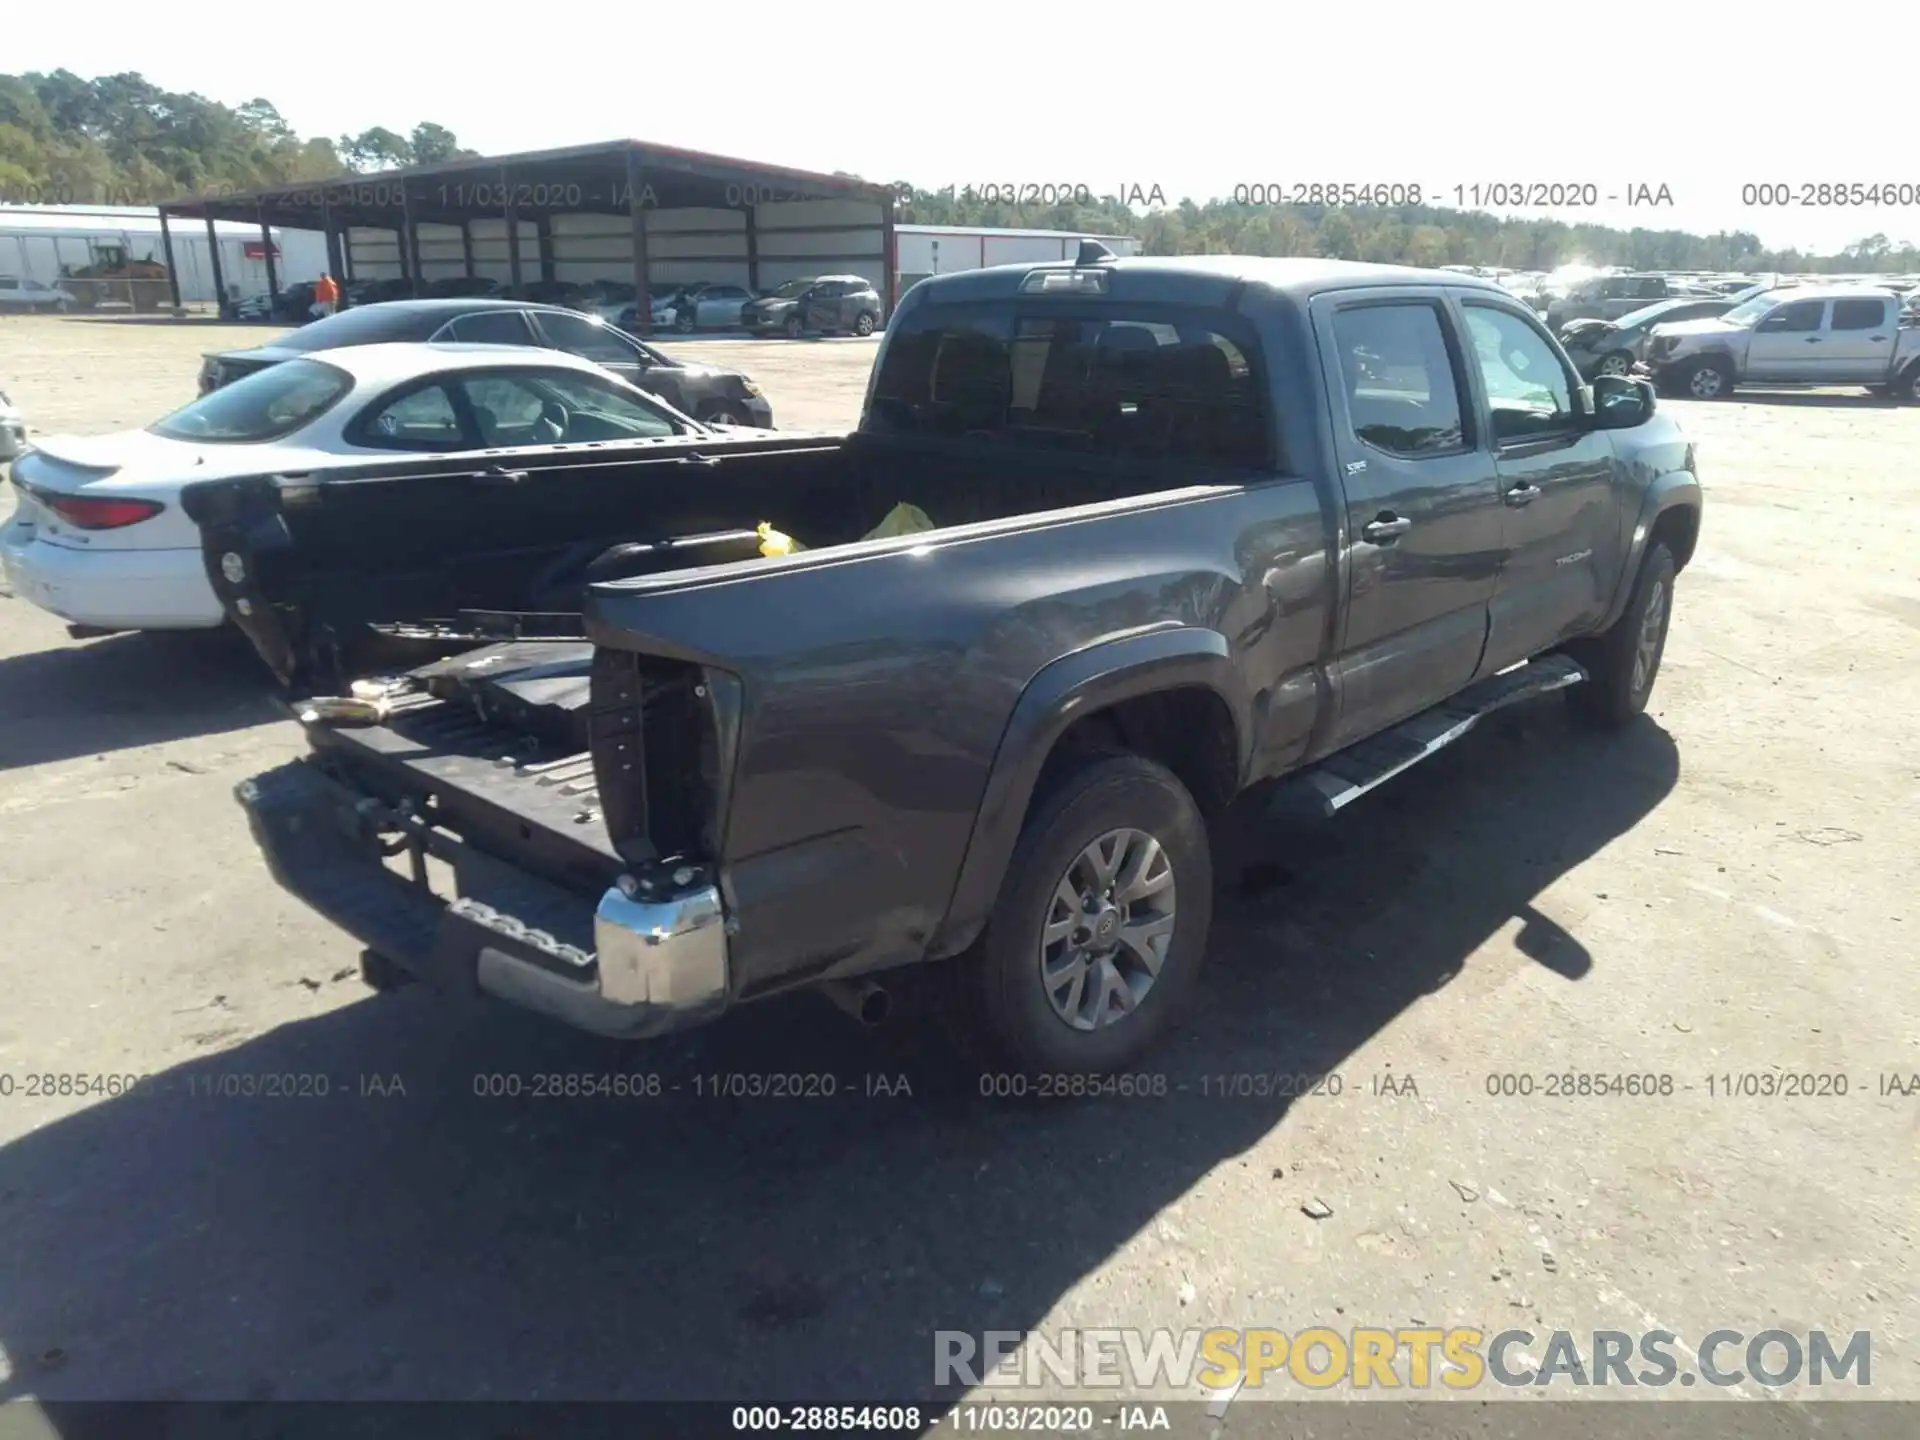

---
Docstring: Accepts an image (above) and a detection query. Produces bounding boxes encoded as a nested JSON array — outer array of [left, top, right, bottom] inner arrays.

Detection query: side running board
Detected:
[[1270, 655, 1587, 819]]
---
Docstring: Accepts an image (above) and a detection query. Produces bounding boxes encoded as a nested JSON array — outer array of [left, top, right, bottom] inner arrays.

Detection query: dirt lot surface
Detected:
[[0, 314, 1915, 1415]]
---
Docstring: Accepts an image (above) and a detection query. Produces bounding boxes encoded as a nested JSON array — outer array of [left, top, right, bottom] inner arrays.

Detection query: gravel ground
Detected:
[[0, 314, 1915, 1416]]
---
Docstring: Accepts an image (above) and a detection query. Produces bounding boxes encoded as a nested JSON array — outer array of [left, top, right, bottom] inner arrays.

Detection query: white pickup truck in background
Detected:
[[1642, 286, 1920, 400]]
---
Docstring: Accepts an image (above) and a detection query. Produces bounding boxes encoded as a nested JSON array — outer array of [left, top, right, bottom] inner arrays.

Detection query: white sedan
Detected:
[[0, 276, 78, 312], [1, 343, 703, 634]]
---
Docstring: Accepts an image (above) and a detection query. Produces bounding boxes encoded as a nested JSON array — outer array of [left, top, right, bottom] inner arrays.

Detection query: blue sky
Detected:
[[21, 0, 1917, 256]]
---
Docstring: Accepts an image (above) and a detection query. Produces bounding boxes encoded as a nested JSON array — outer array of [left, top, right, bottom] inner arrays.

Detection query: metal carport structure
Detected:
[[157, 139, 898, 333]]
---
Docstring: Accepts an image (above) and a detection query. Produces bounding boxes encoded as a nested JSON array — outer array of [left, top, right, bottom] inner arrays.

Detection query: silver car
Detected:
[[0, 276, 76, 312], [666, 283, 755, 332]]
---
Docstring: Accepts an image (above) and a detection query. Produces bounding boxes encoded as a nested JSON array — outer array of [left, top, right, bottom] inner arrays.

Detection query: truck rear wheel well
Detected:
[[1650, 505, 1700, 572], [1035, 686, 1239, 819]]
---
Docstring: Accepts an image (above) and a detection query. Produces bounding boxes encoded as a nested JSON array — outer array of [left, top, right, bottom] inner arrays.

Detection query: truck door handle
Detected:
[[1503, 481, 1539, 507], [471, 466, 529, 486], [1361, 513, 1413, 543], [676, 451, 720, 468], [1804, 337, 1822, 344]]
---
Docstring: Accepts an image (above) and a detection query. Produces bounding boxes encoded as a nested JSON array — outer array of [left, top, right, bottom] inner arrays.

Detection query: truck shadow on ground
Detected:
[[0, 627, 277, 770], [0, 704, 1678, 1411]]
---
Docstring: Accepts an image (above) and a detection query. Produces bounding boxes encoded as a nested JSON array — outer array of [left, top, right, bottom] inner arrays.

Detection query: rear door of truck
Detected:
[[1823, 293, 1900, 381], [1306, 286, 1504, 747]]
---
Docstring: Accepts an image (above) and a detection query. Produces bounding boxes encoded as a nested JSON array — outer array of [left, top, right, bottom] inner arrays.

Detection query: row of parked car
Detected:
[[1546, 277, 1920, 399], [232, 274, 888, 338], [1457, 265, 1920, 332]]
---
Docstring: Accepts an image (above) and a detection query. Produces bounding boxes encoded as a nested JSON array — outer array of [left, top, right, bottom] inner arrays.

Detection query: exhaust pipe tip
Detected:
[[823, 979, 891, 1028]]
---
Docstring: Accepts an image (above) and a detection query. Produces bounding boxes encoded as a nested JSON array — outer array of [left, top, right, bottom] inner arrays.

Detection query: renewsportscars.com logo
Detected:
[[936, 1327, 1872, 1395]]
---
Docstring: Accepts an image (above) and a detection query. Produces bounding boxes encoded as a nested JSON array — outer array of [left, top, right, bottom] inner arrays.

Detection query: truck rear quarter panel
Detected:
[[585, 478, 1334, 995]]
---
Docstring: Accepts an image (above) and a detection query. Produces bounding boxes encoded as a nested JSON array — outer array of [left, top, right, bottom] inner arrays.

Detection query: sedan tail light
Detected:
[[40, 493, 166, 530]]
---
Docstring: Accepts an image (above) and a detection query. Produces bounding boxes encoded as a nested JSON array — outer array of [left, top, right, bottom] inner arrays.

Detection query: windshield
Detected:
[[768, 278, 817, 299], [1721, 294, 1779, 327], [149, 359, 352, 443]]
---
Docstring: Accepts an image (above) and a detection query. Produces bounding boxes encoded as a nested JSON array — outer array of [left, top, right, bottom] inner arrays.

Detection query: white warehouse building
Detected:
[[0, 205, 328, 305], [895, 224, 1140, 295]]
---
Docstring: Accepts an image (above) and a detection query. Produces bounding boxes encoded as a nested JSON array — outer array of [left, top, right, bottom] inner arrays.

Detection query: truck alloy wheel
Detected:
[[1596, 353, 1633, 378], [1904, 366, 1920, 404], [854, 312, 876, 337], [1631, 576, 1668, 697], [785, 315, 804, 338], [964, 753, 1212, 1075], [1040, 827, 1178, 1032], [1685, 361, 1731, 399]]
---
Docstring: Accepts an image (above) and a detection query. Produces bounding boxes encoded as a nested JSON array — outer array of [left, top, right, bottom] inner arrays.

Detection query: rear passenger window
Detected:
[[442, 311, 534, 346], [1330, 303, 1467, 457], [357, 383, 466, 451], [870, 305, 1269, 468], [1830, 297, 1888, 331]]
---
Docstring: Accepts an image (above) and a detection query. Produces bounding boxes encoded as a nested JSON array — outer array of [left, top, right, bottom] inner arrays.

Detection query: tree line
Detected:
[[0, 70, 475, 205], [891, 188, 1920, 277], [1, 71, 1913, 276]]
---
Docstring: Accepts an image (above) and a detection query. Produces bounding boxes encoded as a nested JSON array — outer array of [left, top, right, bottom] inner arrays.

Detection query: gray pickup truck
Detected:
[[198, 250, 1703, 1076]]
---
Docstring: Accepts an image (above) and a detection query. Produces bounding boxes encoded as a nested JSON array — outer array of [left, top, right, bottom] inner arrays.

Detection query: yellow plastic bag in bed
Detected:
[[757, 521, 803, 557], [861, 502, 936, 541]]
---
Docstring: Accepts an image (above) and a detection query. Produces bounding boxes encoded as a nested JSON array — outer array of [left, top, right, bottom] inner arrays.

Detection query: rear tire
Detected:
[[1567, 542, 1676, 729], [959, 754, 1212, 1076], [1898, 363, 1920, 405], [1595, 352, 1634, 378], [784, 315, 804, 339], [854, 311, 876, 337]]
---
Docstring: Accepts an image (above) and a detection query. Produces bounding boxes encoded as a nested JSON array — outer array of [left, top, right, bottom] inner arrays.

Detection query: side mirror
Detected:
[[1589, 374, 1655, 429]]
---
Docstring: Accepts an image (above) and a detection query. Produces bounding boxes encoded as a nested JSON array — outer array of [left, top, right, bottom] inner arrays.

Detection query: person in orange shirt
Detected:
[[310, 272, 340, 319]]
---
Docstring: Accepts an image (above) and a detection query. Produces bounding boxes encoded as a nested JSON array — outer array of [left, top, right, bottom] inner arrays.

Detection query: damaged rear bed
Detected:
[[242, 637, 729, 1038]]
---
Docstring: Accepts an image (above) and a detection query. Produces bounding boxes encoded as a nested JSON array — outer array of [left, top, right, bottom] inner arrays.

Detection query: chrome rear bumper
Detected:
[[238, 759, 731, 1041]]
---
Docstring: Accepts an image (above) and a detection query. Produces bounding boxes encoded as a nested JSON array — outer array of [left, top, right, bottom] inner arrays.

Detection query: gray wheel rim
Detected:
[[1688, 366, 1724, 399], [1598, 354, 1631, 377], [705, 409, 739, 426], [1909, 371, 1920, 402], [1632, 578, 1667, 695], [856, 314, 874, 335], [1039, 827, 1176, 1032]]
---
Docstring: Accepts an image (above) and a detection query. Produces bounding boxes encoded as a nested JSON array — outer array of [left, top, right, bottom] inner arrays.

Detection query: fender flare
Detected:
[[1598, 471, 1702, 632], [928, 627, 1250, 959]]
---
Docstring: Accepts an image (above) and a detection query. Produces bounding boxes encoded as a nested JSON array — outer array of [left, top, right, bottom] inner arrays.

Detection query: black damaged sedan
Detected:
[[197, 299, 773, 428]]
